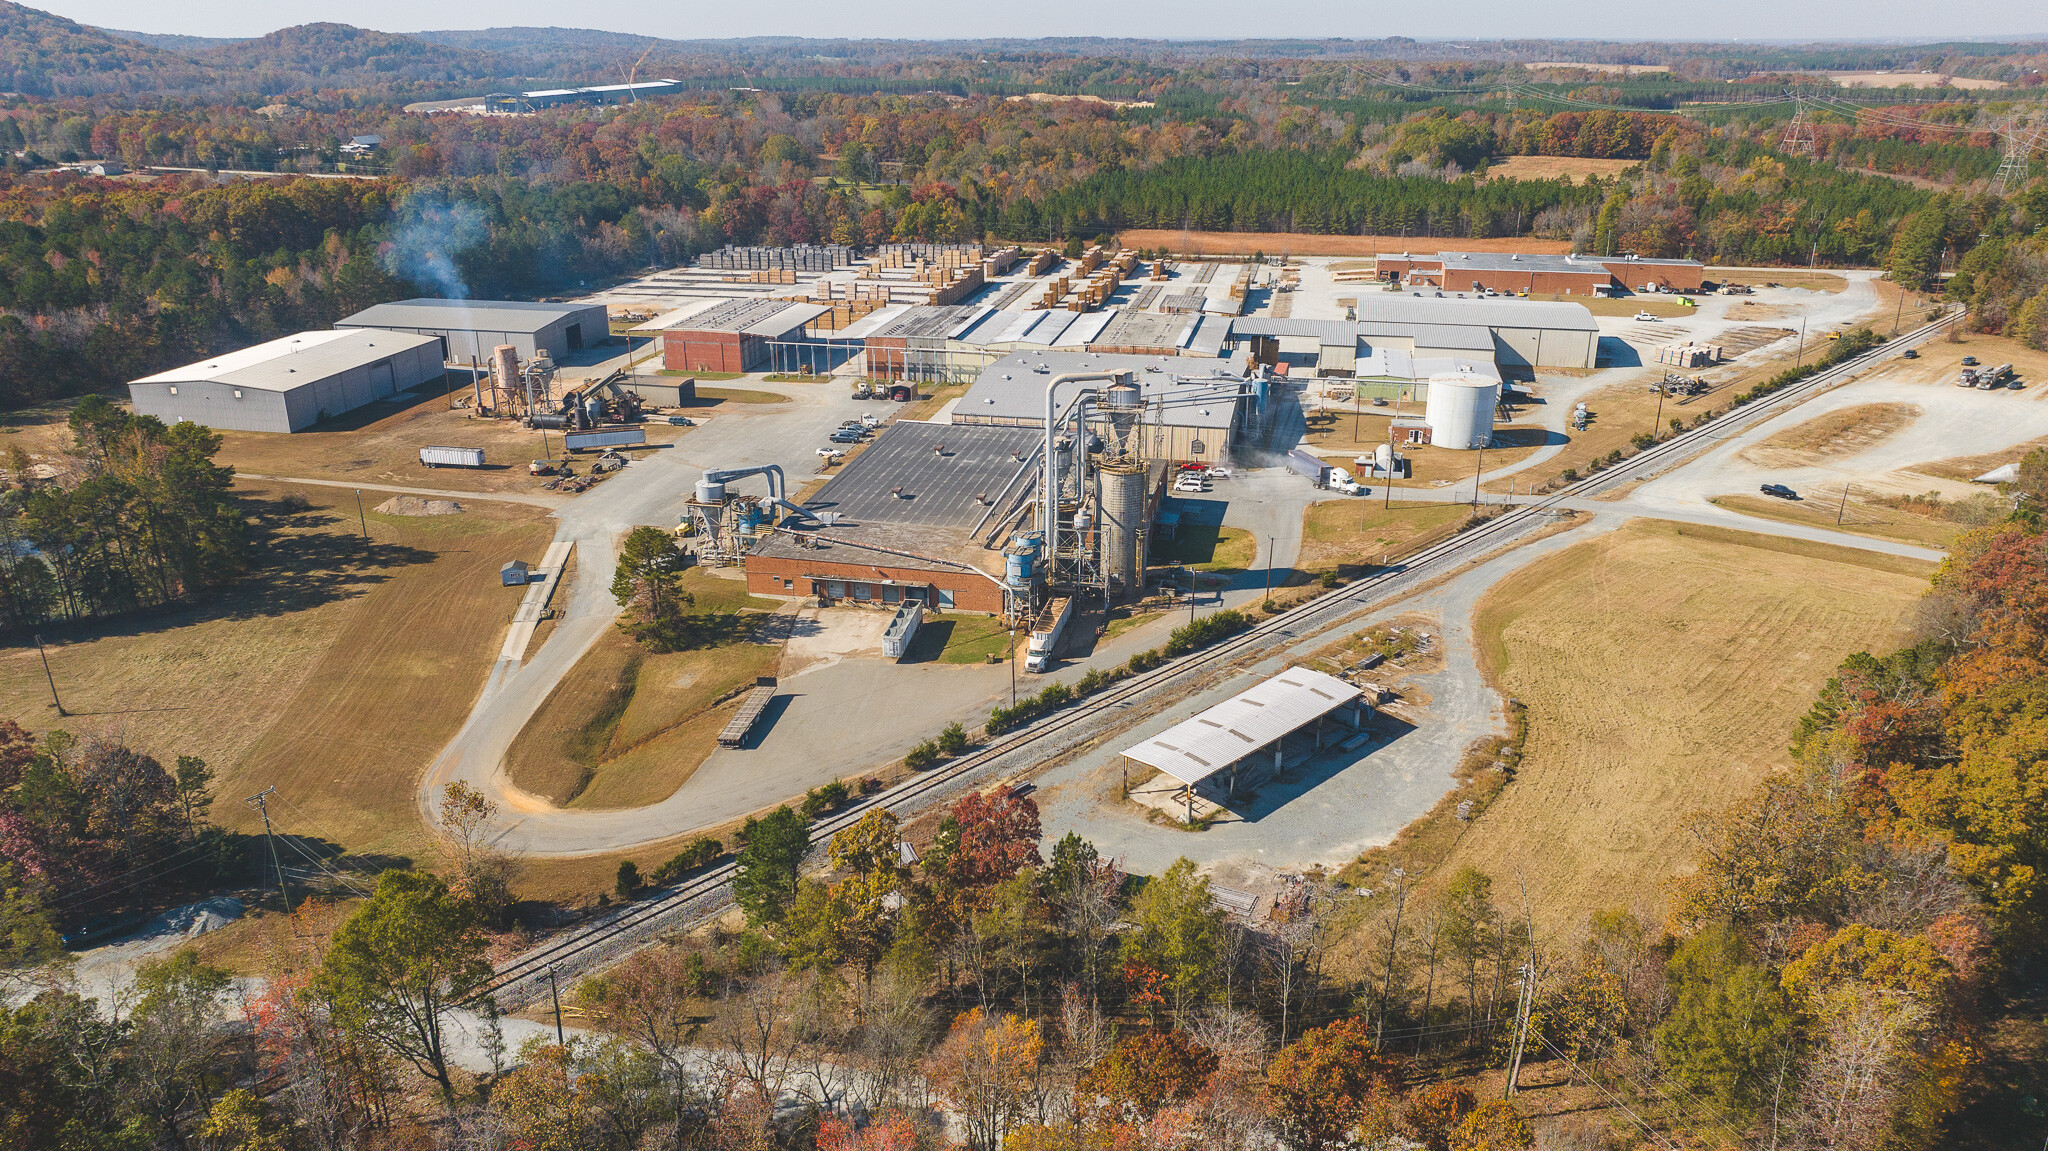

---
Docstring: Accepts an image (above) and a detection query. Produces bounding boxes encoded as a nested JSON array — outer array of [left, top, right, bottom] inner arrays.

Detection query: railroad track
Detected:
[[466, 308, 1956, 1004]]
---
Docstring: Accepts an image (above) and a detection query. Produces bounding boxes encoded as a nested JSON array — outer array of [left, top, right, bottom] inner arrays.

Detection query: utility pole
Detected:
[[1837, 482, 1851, 525], [1505, 961, 1536, 1097], [1795, 313, 1809, 368], [1008, 628, 1017, 707], [1652, 380, 1668, 440], [32, 634, 64, 716], [354, 490, 369, 543], [549, 965, 567, 1046], [1894, 288, 1908, 335], [244, 787, 291, 914], [1470, 441, 1486, 508]]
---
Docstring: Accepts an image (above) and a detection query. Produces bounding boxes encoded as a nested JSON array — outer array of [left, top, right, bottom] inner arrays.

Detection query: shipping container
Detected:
[[882, 601, 924, 659], [564, 427, 647, 452], [420, 445, 485, 468]]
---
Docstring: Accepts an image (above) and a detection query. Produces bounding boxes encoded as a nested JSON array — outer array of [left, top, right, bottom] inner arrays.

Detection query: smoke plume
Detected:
[[381, 193, 488, 299]]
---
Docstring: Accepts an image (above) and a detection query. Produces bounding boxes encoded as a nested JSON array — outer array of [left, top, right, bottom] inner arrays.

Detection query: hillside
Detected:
[[192, 22, 516, 88], [0, 0, 209, 95], [100, 28, 244, 52]]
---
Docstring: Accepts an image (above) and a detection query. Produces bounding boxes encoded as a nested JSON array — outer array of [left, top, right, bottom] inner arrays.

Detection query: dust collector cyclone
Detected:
[[1102, 378, 1143, 456]]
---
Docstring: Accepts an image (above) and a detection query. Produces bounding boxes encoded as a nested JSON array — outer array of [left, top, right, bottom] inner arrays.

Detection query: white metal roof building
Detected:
[[128, 329, 444, 433], [950, 350, 1249, 463], [1235, 295, 1600, 369], [336, 298, 612, 363], [1122, 667, 1366, 813]]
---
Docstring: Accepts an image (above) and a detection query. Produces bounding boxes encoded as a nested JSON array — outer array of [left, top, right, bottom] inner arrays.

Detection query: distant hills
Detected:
[[0, 1, 2041, 102]]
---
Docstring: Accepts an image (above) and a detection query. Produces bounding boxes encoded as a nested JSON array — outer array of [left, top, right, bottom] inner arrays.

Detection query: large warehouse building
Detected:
[[1235, 296, 1600, 370], [1374, 251, 1706, 294], [950, 351, 1251, 463], [336, 299, 612, 363], [128, 329, 444, 433], [744, 422, 1035, 613]]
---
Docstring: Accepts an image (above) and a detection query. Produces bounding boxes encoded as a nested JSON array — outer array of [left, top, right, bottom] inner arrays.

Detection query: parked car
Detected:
[[1633, 311, 1660, 322], [1761, 483, 1799, 500], [1962, 356, 1980, 366], [828, 431, 865, 445], [1901, 349, 1919, 359]]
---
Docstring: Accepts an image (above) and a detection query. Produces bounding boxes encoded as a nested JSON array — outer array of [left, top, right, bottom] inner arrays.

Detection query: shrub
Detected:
[[1630, 432, 1655, 450], [859, 776, 884, 794], [905, 740, 940, 770], [615, 861, 641, 899], [1039, 681, 1073, 708], [651, 837, 724, 885], [1603, 449, 1624, 465], [1127, 649, 1164, 673], [802, 779, 851, 818], [1561, 467, 1580, 482], [936, 722, 969, 757], [1320, 571, 1339, 588], [1075, 668, 1108, 695], [1163, 609, 1251, 656]]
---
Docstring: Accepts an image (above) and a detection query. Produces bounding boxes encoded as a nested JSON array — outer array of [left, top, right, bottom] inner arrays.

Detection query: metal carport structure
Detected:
[[1120, 667, 1367, 821]]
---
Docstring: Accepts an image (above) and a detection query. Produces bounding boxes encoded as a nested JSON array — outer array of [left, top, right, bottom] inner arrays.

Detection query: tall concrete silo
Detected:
[[1099, 458, 1146, 595]]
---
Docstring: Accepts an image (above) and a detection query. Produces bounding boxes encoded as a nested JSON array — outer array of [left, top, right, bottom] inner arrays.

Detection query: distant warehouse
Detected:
[[336, 298, 611, 363], [1375, 251, 1705, 295], [128, 329, 443, 433]]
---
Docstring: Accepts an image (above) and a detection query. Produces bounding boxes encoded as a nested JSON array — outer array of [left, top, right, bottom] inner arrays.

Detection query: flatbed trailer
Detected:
[[717, 677, 779, 748]]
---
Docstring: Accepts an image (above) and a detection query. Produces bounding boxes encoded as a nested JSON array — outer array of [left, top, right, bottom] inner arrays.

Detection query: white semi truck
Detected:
[[1024, 595, 1073, 673]]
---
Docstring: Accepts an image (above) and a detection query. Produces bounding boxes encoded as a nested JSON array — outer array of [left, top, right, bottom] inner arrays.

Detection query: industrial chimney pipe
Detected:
[[1042, 371, 1132, 539]]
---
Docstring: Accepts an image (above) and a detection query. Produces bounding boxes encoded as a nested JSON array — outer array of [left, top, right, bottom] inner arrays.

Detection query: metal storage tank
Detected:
[[1099, 459, 1146, 594], [1004, 533, 1042, 589], [1422, 372, 1499, 450], [695, 478, 726, 504]]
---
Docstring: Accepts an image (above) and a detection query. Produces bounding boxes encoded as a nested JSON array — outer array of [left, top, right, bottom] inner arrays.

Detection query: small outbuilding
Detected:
[[1121, 667, 1367, 820], [336, 298, 612, 363], [127, 329, 444, 433]]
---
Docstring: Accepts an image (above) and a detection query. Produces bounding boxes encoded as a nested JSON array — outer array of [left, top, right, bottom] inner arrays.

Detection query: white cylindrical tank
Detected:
[[1423, 372, 1499, 450], [1375, 443, 1394, 475]]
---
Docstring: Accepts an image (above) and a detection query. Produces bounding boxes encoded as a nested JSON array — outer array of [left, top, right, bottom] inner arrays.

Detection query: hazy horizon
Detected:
[[24, 0, 2048, 47]]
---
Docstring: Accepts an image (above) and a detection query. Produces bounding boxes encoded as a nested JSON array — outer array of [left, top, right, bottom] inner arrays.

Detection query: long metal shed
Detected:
[[1121, 667, 1366, 818], [336, 298, 612, 363], [127, 329, 444, 433]]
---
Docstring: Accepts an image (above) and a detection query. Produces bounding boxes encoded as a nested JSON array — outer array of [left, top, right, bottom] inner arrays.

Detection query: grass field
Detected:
[[1478, 156, 1641, 184], [694, 386, 789, 404], [1712, 492, 1972, 551], [1296, 501, 1470, 577], [1437, 519, 1928, 932], [0, 481, 554, 862], [906, 614, 1016, 664], [506, 626, 781, 810], [1150, 524, 1256, 571], [1708, 268, 1850, 292], [1737, 401, 1922, 469]]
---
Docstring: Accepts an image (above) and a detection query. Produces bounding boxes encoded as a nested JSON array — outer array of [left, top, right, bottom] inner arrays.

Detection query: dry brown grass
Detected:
[[203, 381, 705, 496], [1303, 413, 1550, 484], [1738, 402, 1923, 468], [505, 628, 781, 810], [1711, 492, 1969, 551], [1444, 519, 1927, 932], [1116, 230, 1573, 258], [0, 481, 555, 862], [1707, 268, 1849, 292], [1915, 436, 2048, 483], [1296, 501, 1473, 577], [1529, 295, 1695, 318], [1477, 156, 1643, 184]]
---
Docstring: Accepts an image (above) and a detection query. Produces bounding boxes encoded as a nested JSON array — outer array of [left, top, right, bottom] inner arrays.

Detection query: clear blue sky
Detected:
[[28, 0, 2048, 43]]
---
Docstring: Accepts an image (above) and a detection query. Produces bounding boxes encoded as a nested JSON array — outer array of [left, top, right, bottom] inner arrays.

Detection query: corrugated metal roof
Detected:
[[959, 351, 1244, 430], [133, 329, 440, 393], [1123, 668, 1362, 787], [835, 304, 914, 341], [1353, 295, 1599, 332], [741, 302, 830, 336], [630, 298, 728, 333], [337, 298, 602, 333]]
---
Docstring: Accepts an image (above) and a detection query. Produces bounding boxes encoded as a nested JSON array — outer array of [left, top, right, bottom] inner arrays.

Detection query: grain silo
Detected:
[[1422, 370, 1499, 450], [1099, 458, 1146, 595]]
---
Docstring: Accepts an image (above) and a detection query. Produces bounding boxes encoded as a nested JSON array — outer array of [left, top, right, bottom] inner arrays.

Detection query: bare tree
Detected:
[[1791, 988, 1930, 1151], [706, 969, 802, 1108]]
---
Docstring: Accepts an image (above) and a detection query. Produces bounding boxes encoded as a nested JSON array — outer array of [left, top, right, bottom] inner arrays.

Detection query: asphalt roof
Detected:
[[132, 329, 440, 392], [1123, 667, 1361, 787], [960, 351, 1246, 430], [337, 298, 602, 332], [804, 422, 1043, 530]]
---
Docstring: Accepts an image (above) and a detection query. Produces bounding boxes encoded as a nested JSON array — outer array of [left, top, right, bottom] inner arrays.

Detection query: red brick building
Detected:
[[1374, 251, 1705, 294], [653, 299, 827, 373]]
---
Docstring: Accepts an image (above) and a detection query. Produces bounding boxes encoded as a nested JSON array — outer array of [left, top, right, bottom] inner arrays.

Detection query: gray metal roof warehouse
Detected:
[[336, 298, 612, 363], [129, 329, 444, 433], [1235, 295, 1599, 369]]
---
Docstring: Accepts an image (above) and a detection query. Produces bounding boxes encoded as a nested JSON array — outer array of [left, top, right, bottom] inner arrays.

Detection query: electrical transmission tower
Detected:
[[1991, 119, 2042, 198], [1779, 98, 1816, 156]]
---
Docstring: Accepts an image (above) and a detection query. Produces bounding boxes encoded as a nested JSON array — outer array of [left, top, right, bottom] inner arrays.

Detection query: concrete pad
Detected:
[[781, 606, 894, 674]]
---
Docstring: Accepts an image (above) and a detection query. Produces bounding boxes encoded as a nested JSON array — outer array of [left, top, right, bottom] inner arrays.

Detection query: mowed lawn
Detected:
[[0, 481, 554, 860], [1451, 519, 1930, 932]]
